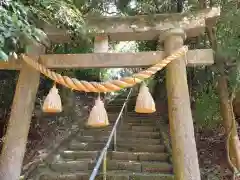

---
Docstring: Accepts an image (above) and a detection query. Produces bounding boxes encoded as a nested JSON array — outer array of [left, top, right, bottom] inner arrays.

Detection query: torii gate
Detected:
[[0, 7, 220, 180]]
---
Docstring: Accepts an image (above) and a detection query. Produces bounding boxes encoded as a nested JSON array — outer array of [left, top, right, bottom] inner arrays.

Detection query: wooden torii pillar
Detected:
[[0, 7, 220, 180], [0, 44, 45, 180], [160, 28, 201, 179]]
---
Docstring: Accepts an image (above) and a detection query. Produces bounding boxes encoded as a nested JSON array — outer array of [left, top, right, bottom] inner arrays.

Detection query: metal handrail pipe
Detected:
[[89, 88, 133, 180]]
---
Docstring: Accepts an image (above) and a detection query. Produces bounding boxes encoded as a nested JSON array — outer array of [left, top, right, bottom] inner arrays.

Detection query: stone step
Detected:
[[125, 118, 160, 123], [38, 160, 172, 173], [81, 130, 111, 136], [32, 106, 173, 180], [127, 114, 161, 118], [82, 124, 130, 132], [116, 143, 165, 153], [118, 131, 160, 139], [68, 141, 165, 152], [107, 103, 134, 107], [127, 112, 161, 115], [108, 122, 157, 127], [109, 151, 169, 162], [68, 142, 107, 151], [116, 137, 162, 145], [60, 151, 169, 162], [127, 111, 160, 114], [107, 104, 129, 107], [131, 126, 159, 132], [75, 135, 109, 143], [76, 135, 162, 145], [126, 119, 160, 123], [107, 115, 159, 122], [39, 171, 174, 180], [128, 116, 159, 119], [123, 119, 157, 125], [60, 150, 99, 160], [80, 130, 160, 139], [108, 98, 135, 103], [82, 124, 159, 132], [123, 122, 158, 128], [107, 114, 160, 121], [106, 108, 123, 112]]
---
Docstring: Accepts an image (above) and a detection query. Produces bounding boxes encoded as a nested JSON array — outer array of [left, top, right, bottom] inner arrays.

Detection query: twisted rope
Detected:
[[21, 46, 188, 92]]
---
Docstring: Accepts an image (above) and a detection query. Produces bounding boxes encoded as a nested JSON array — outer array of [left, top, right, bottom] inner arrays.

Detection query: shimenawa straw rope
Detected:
[[20, 46, 188, 92]]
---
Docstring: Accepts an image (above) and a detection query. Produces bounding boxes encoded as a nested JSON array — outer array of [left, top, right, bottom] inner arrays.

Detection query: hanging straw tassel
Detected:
[[42, 84, 62, 113], [135, 83, 156, 113], [86, 96, 109, 128]]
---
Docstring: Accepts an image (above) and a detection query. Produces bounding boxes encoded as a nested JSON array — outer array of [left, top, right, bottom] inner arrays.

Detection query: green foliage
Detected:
[[217, 1, 240, 59], [0, 50, 8, 61], [228, 61, 240, 94], [144, 77, 157, 94], [74, 68, 100, 81], [194, 83, 221, 129], [0, 0, 87, 58], [137, 40, 158, 52], [53, 43, 92, 54], [27, 0, 86, 35], [53, 43, 106, 81], [216, 0, 240, 109], [0, 71, 18, 109], [116, 0, 174, 14], [0, 1, 38, 55]]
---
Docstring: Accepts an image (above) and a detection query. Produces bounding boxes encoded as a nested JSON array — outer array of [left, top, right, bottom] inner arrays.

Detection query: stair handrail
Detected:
[[89, 88, 133, 180]]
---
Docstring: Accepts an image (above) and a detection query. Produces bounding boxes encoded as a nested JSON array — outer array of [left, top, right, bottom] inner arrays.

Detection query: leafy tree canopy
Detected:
[[0, 0, 87, 59]]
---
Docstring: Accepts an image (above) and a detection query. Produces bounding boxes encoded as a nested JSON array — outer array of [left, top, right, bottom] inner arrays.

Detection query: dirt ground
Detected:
[[196, 126, 237, 179]]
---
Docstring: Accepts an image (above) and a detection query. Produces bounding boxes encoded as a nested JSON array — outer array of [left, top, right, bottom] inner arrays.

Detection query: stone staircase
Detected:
[[28, 94, 174, 180]]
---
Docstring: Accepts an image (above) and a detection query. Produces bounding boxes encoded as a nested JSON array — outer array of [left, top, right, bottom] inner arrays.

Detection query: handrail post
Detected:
[[103, 151, 107, 180], [113, 129, 117, 151], [124, 101, 127, 119]]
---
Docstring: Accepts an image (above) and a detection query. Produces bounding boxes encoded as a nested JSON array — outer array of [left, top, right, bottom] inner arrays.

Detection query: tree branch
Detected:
[[153, 0, 161, 13]]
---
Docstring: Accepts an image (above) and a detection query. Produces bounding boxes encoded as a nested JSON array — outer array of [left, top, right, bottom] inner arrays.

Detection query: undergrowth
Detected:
[[194, 85, 221, 129]]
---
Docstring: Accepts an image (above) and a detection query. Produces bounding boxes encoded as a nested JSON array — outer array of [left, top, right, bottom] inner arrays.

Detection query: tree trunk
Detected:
[[233, 90, 240, 124], [217, 75, 240, 170], [206, 24, 240, 171]]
